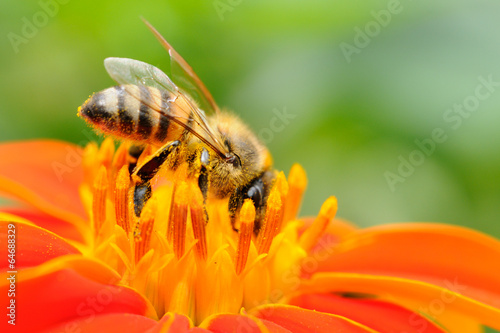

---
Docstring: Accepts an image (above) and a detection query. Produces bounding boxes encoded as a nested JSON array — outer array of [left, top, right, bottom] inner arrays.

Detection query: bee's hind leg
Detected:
[[132, 140, 180, 217]]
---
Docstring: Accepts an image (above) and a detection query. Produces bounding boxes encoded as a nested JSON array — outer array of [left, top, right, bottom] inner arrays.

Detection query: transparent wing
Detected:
[[104, 57, 228, 157], [105, 57, 178, 94], [142, 19, 220, 116]]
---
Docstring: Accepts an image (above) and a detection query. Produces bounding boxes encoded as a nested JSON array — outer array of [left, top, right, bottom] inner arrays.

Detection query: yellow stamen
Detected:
[[189, 183, 208, 261], [115, 165, 131, 234], [167, 186, 176, 242], [235, 199, 255, 275], [92, 166, 108, 237], [167, 165, 189, 242], [83, 142, 99, 184], [283, 164, 307, 223], [173, 162, 189, 183], [98, 137, 115, 170], [134, 197, 157, 262], [169, 181, 189, 259], [299, 196, 338, 252], [274, 172, 289, 232], [257, 186, 283, 254], [169, 279, 193, 317], [112, 142, 130, 174], [81, 140, 332, 324]]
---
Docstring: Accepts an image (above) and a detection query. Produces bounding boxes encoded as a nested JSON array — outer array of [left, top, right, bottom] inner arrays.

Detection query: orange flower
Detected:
[[1, 139, 500, 332]]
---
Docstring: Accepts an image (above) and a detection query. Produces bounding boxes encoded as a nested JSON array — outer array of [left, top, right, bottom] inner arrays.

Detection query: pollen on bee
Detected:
[[257, 186, 283, 254], [299, 196, 338, 252], [235, 199, 255, 275], [92, 166, 108, 237]]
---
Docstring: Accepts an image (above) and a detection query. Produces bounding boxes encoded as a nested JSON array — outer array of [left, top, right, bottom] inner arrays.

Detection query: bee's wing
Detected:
[[105, 57, 177, 94], [104, 57, 228, 157], [143, 19, 220, 116]]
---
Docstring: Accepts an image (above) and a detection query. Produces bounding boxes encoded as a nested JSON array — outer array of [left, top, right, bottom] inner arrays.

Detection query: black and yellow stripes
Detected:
[[155, 90, 171, 143], [79, 84, 195, 146], [137, 86, 153, 139], [116, 85, 134, 135]]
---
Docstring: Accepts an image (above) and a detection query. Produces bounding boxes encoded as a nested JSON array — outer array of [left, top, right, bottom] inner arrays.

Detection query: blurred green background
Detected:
[[1, 0, 499, 244]]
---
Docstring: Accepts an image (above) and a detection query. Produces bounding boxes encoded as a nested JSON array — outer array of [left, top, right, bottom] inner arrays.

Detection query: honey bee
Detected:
[[78, 21, 275, 229]]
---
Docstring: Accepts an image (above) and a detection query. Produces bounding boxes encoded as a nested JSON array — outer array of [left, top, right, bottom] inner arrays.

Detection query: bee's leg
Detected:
[[197, 147, 210, 202], [229, 170, 275, 232], [132, 140, 180, 217], [191, 147, 211, 222], [228, 187, 244, 231], [133, 182, 152, 217]]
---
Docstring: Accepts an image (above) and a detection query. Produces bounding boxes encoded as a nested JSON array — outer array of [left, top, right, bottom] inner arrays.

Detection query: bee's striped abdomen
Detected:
[[116, 86, 135, 135], [155, 90, 171, 143], [78, 85, 190, 145]]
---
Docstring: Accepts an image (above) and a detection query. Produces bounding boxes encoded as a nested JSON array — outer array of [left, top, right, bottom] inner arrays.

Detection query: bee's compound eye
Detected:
[[226, 153, 241, 169]]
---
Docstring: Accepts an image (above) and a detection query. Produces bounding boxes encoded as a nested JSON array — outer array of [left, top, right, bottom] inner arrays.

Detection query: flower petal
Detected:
[[200, 313, 269, 333], [1, 207, 85, 242], [0, 140, 87, 224], [40, 313, 157, 333], [0, 220, 80, 269], [299, 217, 357, 259], [259, 319, 293, 333], [250, 304, 379, 333], [288, 293, 444, 332], [146, 313, 212, 333], [299, 272, 500, 330], [299, 217, 357, 240], [0, 256, 155, 332], [311, 223, 500, 308]]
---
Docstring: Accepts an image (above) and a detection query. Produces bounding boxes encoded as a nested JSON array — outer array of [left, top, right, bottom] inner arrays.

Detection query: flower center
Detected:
[[81, 139, 337, 325]]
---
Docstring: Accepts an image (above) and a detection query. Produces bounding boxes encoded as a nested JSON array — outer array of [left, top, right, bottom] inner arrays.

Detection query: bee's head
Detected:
[[208, 112, 269, 198]]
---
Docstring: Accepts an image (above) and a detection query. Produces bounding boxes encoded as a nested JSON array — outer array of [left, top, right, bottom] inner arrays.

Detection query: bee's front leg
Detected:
[[131, 140, 180, 217], [197, 147, 210, 203], [228, 170, 275, 233]]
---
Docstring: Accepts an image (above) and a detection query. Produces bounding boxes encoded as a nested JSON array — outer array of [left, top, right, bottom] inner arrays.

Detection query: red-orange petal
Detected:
[[259, 319, 293, 333], [0, 140, 87, 224], [1, 207, 85, 242], [200, 313, 268, 333], [0, 268, 151, 332], [251, 304, 378, 333], [0, 220, 80, 269], [299, 272, 500, 330], [311, 223, 500, 308], [289, 293, 444, 333], [146, 313, 211, 333], [40, 313, 157, 333]]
